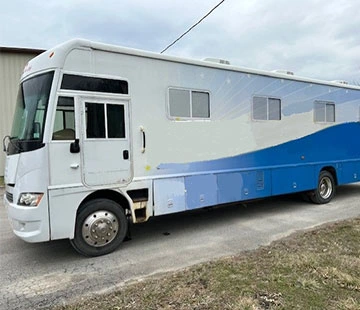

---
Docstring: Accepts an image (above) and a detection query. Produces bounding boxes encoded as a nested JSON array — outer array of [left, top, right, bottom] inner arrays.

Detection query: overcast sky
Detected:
[[1, 0, 360, 83]]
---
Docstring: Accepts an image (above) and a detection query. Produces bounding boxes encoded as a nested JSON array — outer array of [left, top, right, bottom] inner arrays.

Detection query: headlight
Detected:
[[18, 193, 44, 206]]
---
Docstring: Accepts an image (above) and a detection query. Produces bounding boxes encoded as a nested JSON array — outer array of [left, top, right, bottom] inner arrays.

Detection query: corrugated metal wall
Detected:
[[0, 51, 40, 176]]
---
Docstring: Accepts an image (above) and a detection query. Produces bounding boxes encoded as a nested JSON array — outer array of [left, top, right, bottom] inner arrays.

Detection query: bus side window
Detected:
[[52, 97, 75, 140]]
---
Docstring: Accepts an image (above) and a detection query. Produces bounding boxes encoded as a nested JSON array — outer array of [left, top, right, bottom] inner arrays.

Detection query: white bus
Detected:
[[3, 39, 360, 256]]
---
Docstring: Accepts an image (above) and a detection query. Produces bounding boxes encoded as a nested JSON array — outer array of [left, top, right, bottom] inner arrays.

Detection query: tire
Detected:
[[70, 198, 128, 257], [310, 171, 335, 204]]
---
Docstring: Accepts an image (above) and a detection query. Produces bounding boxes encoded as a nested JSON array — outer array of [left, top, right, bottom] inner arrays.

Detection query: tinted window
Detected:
[[314, 102, 326, 122], [314, 101, 335, 123], [268, 98, 281, 120], [61, 74, 128, 94], [169, 89, 190, 117], [86, 102, 105, 138], [192, 91, 210, 118], [253, 96, 267, 120], [169, 88, 210, 119], [107, 104, 125, 138], [85, 102, 126, 139], [326, 103, 335, 122], [253, 96, 281, 120]]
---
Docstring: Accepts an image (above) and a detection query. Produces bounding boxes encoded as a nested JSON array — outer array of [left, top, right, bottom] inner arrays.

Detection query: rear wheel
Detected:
[[70, 198, 128, 257], [310, 171, 335, 204]]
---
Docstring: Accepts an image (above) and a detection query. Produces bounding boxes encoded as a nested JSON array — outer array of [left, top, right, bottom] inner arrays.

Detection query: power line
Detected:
[[160, 0, 226, 54]]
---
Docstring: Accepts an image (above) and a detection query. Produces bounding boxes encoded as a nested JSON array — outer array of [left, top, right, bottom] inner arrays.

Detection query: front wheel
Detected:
[[310, 171, 335, 204], [70, 199, 128, 257]]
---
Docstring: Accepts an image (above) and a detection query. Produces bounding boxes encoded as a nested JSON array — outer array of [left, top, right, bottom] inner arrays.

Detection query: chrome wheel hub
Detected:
[[319, 177, 332, 199], [82, 210, 119, 247]]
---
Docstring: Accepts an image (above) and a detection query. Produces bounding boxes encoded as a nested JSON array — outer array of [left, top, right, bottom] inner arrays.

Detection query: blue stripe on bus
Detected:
[[155, 122, 360, 211]]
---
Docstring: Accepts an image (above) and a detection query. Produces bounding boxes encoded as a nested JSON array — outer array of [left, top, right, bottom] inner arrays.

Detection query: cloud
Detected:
[[1, 0, 360, 83]]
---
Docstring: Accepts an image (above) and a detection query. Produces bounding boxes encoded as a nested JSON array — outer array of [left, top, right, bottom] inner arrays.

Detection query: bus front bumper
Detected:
[[4, 192, 50, 243]]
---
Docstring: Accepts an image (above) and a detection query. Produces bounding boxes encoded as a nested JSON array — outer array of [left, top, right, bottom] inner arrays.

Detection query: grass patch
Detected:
[[0, 176, 4, 187], [55, 218, 360, 310]]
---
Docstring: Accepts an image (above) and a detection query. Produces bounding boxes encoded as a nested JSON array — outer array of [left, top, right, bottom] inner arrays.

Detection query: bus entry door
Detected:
[[79, 97, 132, 187]]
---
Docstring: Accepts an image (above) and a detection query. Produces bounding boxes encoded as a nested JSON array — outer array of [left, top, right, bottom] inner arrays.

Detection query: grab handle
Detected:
[[140, 126, 146, 153]]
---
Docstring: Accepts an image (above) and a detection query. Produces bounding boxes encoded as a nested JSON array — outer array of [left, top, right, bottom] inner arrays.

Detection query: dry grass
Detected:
[[0, 176, 4, 187], [55, 218, 360, 310]]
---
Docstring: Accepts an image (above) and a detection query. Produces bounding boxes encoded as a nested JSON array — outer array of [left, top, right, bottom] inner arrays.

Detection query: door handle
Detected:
[[140, 126, 146, 153], [70, 163, 79, 169], [123, 150, 129, 160]]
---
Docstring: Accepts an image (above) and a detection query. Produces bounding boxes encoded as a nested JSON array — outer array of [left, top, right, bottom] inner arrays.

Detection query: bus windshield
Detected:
[[7, 71, 54, 155]]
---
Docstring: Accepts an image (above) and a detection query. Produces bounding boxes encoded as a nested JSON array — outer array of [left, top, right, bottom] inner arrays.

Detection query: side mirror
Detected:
[[3, 135, 9, 153], [70, 139, 80, 153]]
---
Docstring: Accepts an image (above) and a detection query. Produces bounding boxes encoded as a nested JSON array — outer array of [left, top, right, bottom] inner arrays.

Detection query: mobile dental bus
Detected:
[[3, 39, 360, 256]]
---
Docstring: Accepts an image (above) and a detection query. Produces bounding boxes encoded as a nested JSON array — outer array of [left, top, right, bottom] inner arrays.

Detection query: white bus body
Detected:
[[4, 39, 360, 256]]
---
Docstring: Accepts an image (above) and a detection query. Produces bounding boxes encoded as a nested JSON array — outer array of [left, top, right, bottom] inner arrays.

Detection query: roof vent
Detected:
[[272, 69, 294, 76], [203, 58, 230, 65], [331, 80, 348, 85]]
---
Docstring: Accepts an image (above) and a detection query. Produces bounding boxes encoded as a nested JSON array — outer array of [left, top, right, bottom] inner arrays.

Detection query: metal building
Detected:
[[0, 47, 44, 176]]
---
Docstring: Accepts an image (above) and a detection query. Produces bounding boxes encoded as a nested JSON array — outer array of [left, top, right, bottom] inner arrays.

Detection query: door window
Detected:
[[107, 104, 125, 138], [85, 102, 126, 139], [86, 102, 105, 138]]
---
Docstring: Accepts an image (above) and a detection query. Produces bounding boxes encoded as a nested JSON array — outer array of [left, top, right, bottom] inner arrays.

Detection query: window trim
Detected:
[[167, 87, 211, 120], [313, 100, 336, 123], [252, 95, 282, 121]]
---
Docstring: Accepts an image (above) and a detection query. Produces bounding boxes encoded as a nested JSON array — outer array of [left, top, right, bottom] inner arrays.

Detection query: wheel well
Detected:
[[321, 166, 338, 185], [78, 190, 130, 214]]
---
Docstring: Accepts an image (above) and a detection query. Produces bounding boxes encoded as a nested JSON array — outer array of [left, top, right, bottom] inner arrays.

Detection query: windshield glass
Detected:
[[7, 71, 54, 155]]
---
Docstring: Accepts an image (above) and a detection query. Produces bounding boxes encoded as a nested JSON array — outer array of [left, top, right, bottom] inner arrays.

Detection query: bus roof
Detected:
[[25, 38, 360, 90]]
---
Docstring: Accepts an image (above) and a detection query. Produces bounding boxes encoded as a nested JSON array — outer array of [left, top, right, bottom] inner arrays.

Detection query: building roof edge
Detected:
[[0, 46, 45, 55]]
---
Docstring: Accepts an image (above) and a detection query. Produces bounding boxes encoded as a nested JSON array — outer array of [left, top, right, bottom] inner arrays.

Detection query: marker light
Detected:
[[49, 51, 54, 58], [18, 193, 44, 207]]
